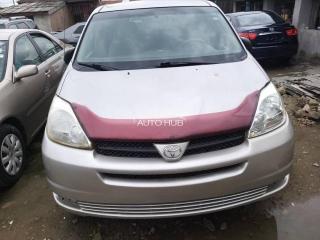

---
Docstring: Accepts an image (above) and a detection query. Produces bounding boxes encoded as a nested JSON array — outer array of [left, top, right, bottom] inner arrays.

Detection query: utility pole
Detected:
[[12, 0, 16, 6]]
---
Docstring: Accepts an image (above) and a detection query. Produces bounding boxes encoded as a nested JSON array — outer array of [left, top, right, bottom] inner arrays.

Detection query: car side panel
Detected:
[[0, 30, 65, 143], [41, 50, 65, 118], [29, 32, 66, 122], [15, 62, 50, 138], [0, 82, 25, 126]]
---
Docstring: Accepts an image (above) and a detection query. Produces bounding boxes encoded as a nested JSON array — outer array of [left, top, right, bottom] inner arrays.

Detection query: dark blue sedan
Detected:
[[227, 11, 298, 61]]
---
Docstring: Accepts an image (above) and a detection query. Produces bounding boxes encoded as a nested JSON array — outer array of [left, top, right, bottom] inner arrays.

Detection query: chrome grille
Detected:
[[77, 186, 268, 217], [94, 130, 246, 158]]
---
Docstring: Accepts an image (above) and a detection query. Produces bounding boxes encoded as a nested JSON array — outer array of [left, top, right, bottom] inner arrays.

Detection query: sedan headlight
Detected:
[[249, 83, 286, 138], [46, 96, 92, 149]]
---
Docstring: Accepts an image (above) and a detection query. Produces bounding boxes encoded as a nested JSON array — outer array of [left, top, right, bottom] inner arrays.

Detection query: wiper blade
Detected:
[[77, 62, 119, 71], [157, 61, 216, 68]]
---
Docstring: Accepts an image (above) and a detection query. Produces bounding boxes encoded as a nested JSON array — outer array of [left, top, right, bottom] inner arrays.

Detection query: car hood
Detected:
[[58, 57, 269, 140]]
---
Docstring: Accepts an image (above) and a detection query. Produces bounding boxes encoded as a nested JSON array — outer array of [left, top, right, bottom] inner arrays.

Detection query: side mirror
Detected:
[[15, 65, 38, 81], [241, 37, 253, 52], [64, 47, 75, 64]]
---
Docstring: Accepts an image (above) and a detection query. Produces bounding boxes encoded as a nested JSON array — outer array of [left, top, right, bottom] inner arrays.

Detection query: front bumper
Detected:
[[42, 119, 294, 219]]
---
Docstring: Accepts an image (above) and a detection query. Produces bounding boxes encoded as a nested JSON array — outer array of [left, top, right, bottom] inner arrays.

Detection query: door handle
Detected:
[[45, 69, 51, 78]]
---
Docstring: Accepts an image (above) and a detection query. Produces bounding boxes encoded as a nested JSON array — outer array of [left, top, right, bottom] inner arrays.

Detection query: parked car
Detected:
[[51, 22, 86, 46], [226, 11, 298, 61], [42, 0, 294, 218], [0, 17, 37, 29], [0, 29, 66, 188]]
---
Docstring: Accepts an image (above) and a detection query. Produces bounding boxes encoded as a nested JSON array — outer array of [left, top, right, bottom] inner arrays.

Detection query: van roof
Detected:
[[100, 0, 216, 13]]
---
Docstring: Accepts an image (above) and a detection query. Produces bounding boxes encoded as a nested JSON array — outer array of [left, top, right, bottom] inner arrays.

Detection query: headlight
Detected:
[[249, 83, 286, 138], [46, 96, 92, 149]]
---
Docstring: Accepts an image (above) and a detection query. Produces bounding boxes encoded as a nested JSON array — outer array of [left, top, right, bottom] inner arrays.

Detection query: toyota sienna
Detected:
[[42, 0, 294, 218]]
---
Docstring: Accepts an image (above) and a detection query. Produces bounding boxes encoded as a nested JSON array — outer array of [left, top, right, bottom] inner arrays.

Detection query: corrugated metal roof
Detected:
[[0, 1, 65, 15]]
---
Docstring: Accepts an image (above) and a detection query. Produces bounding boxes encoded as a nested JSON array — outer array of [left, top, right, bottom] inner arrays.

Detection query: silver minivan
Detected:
[[42, 0, 294, 218]]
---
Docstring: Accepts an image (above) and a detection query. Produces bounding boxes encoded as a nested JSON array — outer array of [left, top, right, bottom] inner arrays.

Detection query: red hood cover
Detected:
[[72, 91, 259, 141]]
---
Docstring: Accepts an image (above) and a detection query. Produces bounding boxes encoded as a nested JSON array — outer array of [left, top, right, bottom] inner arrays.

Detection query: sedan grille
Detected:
[[94, 130, 246, 158]]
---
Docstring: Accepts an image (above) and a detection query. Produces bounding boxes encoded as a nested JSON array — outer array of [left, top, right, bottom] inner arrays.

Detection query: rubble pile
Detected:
[[275, 83, 320, 123], [295, 97, 320, 121]]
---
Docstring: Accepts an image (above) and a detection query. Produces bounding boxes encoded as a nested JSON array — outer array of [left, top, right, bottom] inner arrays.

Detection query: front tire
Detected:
[[0, 125, 26, 188]]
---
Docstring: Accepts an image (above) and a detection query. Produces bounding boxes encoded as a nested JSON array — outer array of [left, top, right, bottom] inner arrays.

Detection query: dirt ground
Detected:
[[1, 61, 320, 240]]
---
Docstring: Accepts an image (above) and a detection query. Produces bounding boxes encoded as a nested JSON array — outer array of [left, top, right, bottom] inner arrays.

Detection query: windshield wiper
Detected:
[[77, 62, 119, 71], [157, 61, 216, 68]]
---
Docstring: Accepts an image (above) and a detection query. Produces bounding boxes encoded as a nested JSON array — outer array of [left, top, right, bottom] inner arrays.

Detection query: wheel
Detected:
[[0, 125, 26, 188]]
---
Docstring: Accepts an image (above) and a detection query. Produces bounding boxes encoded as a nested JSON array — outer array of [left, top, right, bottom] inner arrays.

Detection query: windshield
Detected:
[[0, 41, 8, 81], [237, 12, 284, 27], [76, 7, 246, 70]]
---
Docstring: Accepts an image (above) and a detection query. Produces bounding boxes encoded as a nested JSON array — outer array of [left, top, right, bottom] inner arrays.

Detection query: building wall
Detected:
[[292, 0, 313, 28], [33, 14, 51, 32], [299, 29, 320, 57], [32, 6, 73, 33], [292, 0, 320, 58], [50, 6, 74, 32]]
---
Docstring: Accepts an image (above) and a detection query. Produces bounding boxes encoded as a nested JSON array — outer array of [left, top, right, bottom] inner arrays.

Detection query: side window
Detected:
[[17, 22, 29, 29], [14, 35, 42, 70], [31, 34, 62, 60], [74, 25, 84, 34], [8, 24, 17, 29]]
